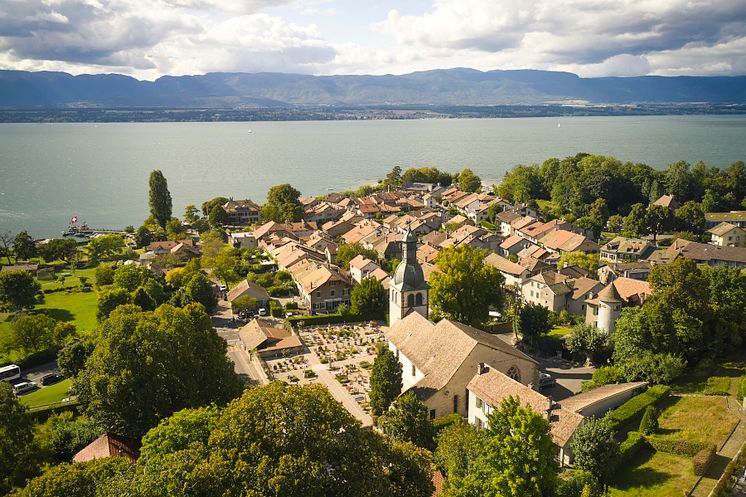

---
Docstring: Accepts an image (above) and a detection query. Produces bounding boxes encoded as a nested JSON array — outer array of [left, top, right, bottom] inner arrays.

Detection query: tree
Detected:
[[351, 277, 387, 318], [38, 238, 78, 262], [379, 392, 434, 450], [369, 346, 403, 416], [112, 264, 153, 292], [11, 457, 135, 497], [457, 168, 481, 193], [96, 287, 132, 321], [231, 295, 256, 313], [675, 201, 705, 233], [42, 411, 103, 462], [202, 249, 237, 287], [557, 251, 600, 274], [75, 304, 242, 438], [134, 225, 154, 248], [139, 405, 221, 461], [497, 165, 545, 203], [385, 165, 403, 190], [607, 214, 624, 233], [13, 230, 36, 260], [623, 203, 647, 236], [208, 204, 228, 227], [518, 302, 551, 346], [165, 218, 186, 239], [0, 383, 35, 494], [0, 231, 12, 264], [0, 269, 40, 311], [454, 397, 558, 497], [434, 420, 481, 489], [201, 196, 229, 217], [184, 204, 200, 224], [177, 272, 218, 312], [86, 234, 125, 262], [430, 245, 505, 326], [149, 170, 173, 229], [571, 417, 619, 484], [646, 204, 673, 241], [336, 242, 379, 269], [566, 324, 607, 365], [664, 160, 694, 201], [262, 183, 303, 223], [133, 286, 156, 311], [58, 337, 95, 378], [94, 265, 114, 287]]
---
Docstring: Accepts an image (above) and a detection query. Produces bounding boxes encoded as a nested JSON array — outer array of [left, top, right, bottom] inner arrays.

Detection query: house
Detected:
[[484, 253, 530, 288], [522, 271, 602, 316], [704, 211, 746, 229], [226, 279, 271, 310], [386, 312, 538, 419], [600, 236, 656, 263], [72, 433, 140, 463], [363, 232, 403, 261], [597, 261, 652, 285], [149, 239, 195, 255], [652, 194, 681, 210], [321, 219, 356, 238], [223, 199, 260, 226], [496, 210, 523, 237], [585, 277, 652, 333], [349, 255, 381, 284], [295, 263, 352, 313], [228, 232, 257, 249], [467, 365, 647, 466], [467, 365, 583, 466], [708, 222, 746, 247], [672, 239, 746, 268], [500, 235, 534, 257], [540, 230, 599, 254], [238, 319, 303, 358]]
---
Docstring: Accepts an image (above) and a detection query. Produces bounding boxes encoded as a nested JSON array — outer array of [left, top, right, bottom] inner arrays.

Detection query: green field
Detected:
[[657, 395, 738, 447], [610, 448, 698, 497], [36, 289, 99, 334], [549, 326, 573, 337], [19, 379, 73, 410]]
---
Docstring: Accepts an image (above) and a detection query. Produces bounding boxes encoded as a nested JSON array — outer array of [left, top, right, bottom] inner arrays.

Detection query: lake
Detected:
[[1, 115, 746, 238]]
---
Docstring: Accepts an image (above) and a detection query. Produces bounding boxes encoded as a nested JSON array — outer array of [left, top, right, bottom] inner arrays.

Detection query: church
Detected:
[[385, 230, 539, 419]]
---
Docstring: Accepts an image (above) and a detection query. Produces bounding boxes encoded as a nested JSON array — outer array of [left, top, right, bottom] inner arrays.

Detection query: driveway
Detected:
[[536, 355, 595, 401]]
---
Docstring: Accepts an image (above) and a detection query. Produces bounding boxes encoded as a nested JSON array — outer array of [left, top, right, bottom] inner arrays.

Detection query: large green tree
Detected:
[[75, 303, 243, 438], [518, 302, 551, 347], [452, 397, 558, 497], [96, 287, 132, 321], [0, 269, 40, 311], [10, 458, 135, 497], [175, 272, 218, 313], [261, 184, 303, 223], [13, 231, 36, 260], [566, 323, 607, 365], [149, 170, 173, 230], [87, 234, 125, 262], [433, 420, 481, 491], [0, 382, 35, 494], [351, 277, 387, 318], [571, 417, 619, 484], [430, 245, 505, 326], [7, 314, 58, 354], [457, 168, 482, 193], [379, 392, 434, 450], [369, 346, 403, 417], [38, 238, 78, 262]]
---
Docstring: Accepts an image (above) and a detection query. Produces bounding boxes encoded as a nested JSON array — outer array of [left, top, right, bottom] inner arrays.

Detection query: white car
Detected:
[[257, 308, 267, 316], [13, 381, 35, 395], [538, 373, 556, 389]]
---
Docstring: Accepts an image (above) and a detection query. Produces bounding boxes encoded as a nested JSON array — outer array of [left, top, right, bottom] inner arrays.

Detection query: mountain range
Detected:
[[2, 68, 746, 108]]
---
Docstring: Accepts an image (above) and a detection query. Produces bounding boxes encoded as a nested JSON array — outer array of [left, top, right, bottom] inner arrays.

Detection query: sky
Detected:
[[1, 0, 745, 80]]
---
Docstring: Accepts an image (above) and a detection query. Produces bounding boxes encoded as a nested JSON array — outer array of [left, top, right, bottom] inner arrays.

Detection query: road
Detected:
[[210, 299, 268, 386]]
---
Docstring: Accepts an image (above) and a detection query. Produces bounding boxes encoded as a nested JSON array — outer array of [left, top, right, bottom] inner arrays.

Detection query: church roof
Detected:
[[391, 230, 428, 291]]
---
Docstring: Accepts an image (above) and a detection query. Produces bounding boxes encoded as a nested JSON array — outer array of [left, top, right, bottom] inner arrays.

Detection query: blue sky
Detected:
[[0, 0, 745, 79]]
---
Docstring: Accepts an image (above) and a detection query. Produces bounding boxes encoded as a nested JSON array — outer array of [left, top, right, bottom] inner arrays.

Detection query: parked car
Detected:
[[13, 381, 35, 395], [538, 372, 556, 389], [257, 308, 267, 317], [41, 373, 65, 386]]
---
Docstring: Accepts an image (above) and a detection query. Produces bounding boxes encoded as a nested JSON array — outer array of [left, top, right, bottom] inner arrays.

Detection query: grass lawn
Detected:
[[36, 289, 99, 334], [549, 326, 573, 337], [671, 358, 745, 395], [610, 448, 698, 497], [37, 267, 99, 291], [657, 396, 739, 448], [19, 379, 73, 409]]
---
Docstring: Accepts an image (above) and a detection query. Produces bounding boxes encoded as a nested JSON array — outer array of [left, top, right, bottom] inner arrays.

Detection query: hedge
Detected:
[[738, 375, 746, 401], [692, 446, 717, 476], [619, 431, 647, 463], [286, 313, 373, 328], [605, 385, 671, 431], [433, 414, 463, 432], [646, 435, 712, 457]]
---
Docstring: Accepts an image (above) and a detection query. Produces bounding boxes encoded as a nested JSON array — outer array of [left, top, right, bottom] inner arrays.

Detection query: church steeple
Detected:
[[389, 229, 429, 326]]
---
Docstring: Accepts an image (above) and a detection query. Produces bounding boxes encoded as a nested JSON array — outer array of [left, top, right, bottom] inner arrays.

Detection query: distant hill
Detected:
[[1, 68, 746, 108]]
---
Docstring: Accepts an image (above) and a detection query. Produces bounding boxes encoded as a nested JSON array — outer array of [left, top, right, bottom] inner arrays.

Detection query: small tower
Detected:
[[389, 229, 429, 326], [596, 283, 623, 334]]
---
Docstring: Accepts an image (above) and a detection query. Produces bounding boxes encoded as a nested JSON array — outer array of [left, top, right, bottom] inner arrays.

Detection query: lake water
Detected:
[[1, 115, 746, 238]]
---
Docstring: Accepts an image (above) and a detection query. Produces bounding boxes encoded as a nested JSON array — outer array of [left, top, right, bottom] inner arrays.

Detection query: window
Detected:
[[415, 293, 423, 306], [453, 395, 459, 413], [330, 290, 335, 296], [506, 366, 521, 382], [475, 397, 483, 409], [407, 294, 414, 306], [315, 291, 321, 297], [411, 364, 416, 377], [429, 409, 436, 420]]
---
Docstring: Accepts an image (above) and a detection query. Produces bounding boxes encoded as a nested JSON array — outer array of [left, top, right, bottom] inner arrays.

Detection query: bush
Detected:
[[269, 300, 283, 318], [286, 313, 370, 328], [693, 446, 717, 476], [704, 377, 731, 396], [739, 375, 746, 401], [556, 470, 603, 497], [432, 414, 463, 433], [646, 435, 711, 456], [619, 431, 647, 463], [605, 385, 670, 431], [592, 366, 625, 386], [639, 405, 659, 435], [284, 301, 298, 310]]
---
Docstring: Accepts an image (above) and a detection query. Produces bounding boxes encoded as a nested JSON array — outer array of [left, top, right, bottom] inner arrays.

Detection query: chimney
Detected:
[[477, 363, 489, 375]]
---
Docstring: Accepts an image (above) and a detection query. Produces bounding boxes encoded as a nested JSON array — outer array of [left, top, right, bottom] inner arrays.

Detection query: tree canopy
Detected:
[[571, 417, 619, 484], [351, 277, 387, 318], [369, 346, 403, 417], [457, 168, 481, 193], [335, 242, 379, 270], [13, 231, 36, 260], [0, 270, 40, 311], [0, 382, 34, 494], [379, 392, 434, 450], [430, 245, 505, 326], [75, 303, 243, 438], [261, 184, 303, 223], [149, 170, 173, 230]]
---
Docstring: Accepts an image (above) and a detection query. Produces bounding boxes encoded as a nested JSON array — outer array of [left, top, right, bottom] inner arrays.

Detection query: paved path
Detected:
[[305, 346, 373, 427], [227, 345, 265, 387]]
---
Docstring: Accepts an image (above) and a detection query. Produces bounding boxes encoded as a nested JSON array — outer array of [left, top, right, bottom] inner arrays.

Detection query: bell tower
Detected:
[[389, 229, 429, 326]]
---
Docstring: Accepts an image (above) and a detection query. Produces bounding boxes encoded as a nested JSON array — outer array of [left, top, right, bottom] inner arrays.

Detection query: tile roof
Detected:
[[468, 367, 551, 416], [708, 222, 742, 237], [484, 253, 527, 277], [72, 433, 140, 463], [238, 319, 302, 352], [500, 234, 526, 250], [227, 279, 270, 302], [705, 211, 746, 222], [558, 382, 648, 413]]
